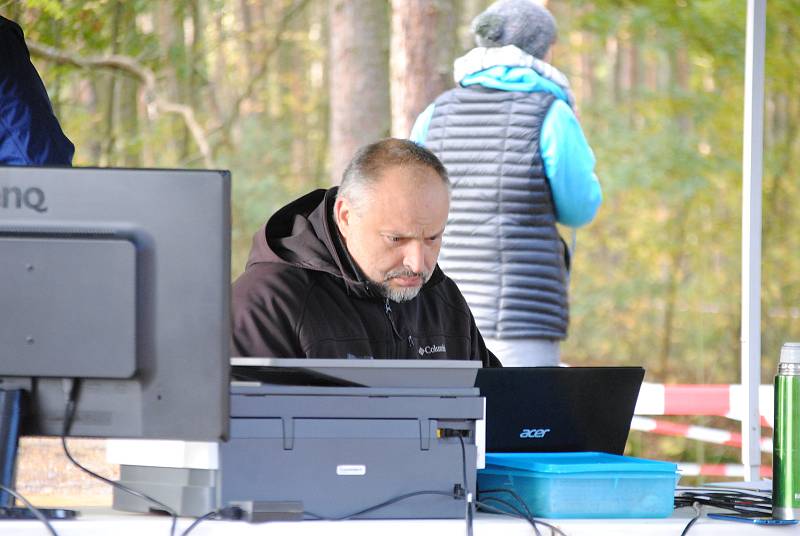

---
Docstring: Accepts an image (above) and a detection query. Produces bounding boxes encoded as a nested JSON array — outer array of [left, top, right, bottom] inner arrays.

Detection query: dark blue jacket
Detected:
[[0, 16, 74, 166]]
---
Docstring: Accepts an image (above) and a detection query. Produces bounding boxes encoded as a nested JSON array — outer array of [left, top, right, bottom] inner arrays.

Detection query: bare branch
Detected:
[[27, 41, 214, 168], [213, 0, 312, 139], [26, 0, 310, 165]]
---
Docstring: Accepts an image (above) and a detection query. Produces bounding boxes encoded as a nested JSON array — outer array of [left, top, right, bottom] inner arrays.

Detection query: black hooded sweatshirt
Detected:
[[232, 187, 499, 367]]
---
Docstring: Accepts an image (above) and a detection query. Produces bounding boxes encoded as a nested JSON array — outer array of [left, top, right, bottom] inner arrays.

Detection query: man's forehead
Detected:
[[373, 163, 445, 190], [365, 172, 448, 210]]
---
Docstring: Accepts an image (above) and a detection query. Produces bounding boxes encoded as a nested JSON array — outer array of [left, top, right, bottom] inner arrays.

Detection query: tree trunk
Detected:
[[457, 0, 482, 52], [183, 0, 204, 165], [119, 3, 140, 167], [670, 43, 691, 133], [580, 45, 594, 103], [612, 34, 623, 104], [239, 0, 255, 79], [103, 0, 124, 165], [157, 2, 191, 160], [389, 0, 456, 138], [328, 0, 390, 184], [659, 210, 690, 380]]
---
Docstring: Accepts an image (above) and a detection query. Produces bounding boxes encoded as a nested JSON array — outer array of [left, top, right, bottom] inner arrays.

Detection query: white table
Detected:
[[3, 508, 799, 535]]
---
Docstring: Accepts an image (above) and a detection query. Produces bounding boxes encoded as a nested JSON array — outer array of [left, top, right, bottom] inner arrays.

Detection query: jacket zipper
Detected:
[[384, 299, 418, 357], [384, 298, 402, 339], [384, 299, 409, 357]]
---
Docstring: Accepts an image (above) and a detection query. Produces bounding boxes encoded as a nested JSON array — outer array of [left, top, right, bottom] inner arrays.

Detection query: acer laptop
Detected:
[[475, 366, 645, 455]]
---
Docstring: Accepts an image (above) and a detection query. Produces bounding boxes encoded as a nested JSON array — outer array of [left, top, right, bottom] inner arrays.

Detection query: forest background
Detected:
[[2, 0, 799, 505]]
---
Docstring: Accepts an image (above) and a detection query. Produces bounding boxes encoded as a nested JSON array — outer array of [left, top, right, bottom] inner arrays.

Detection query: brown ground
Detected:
[[15, 437, 117, 507]]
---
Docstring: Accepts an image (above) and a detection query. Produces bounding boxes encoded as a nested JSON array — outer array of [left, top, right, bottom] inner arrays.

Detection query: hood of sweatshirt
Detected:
[[245, 187, 444, 300]]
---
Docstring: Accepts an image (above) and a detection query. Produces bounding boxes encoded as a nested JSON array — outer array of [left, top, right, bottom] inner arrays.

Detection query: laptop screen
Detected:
[[475, 366, 644, 455]]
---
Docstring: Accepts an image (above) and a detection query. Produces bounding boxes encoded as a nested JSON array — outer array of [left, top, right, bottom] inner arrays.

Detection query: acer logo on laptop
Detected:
[[1, 186, 48, 213], [519, 428, 550, 439]]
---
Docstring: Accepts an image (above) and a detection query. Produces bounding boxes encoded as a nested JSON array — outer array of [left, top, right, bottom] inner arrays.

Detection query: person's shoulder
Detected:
[[233, 262, 317, 307], [425, 274, 471, 317], [0, 16, 26, 50]]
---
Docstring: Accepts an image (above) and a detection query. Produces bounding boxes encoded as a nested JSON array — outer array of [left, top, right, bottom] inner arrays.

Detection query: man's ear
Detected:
[[334, 196, 351, 240]]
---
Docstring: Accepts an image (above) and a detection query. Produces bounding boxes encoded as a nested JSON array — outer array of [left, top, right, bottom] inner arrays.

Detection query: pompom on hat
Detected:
[[471, 0, 557, 60]]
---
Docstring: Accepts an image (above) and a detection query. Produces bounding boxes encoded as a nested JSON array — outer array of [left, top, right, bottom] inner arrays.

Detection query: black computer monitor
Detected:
[[0, 167, 230, 449]]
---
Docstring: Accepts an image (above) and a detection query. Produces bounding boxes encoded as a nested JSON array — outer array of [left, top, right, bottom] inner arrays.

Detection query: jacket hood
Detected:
[[246, 188, 339, 271], [454, 45, 575, 109], [245, 187, 445, 299]]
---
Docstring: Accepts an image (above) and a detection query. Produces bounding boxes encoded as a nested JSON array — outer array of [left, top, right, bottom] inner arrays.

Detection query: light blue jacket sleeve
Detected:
[[540, 99, 602, 227], [409, 103, 435, 145]]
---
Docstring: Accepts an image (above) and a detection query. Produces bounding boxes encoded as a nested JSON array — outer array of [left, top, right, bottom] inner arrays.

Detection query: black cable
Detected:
[[304, 490, 455, 520], [478, 488, 571, 536], [59, 379, 179, 536], [679, 503, 702, 536], [479, 487, 537, 522], [456, 435, 473, 536], [480, 496, 570, 536], [176, 505, 244, 535], [180, 510, 217, 536], [475, 499, 542, 536], [674, 488, 771, 516], [674, 488, 781, 535], [477, 498, 545, 536], [303, 431, 472, 523], [0, 484, 59, 536], [529, 517, 569, 536]]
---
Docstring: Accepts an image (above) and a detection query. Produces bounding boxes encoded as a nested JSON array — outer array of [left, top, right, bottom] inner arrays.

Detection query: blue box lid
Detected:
[[484, 452, 678, 475]]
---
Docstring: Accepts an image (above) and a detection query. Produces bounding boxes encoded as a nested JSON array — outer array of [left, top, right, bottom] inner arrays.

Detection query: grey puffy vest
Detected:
[[425, 87, 568, 340]]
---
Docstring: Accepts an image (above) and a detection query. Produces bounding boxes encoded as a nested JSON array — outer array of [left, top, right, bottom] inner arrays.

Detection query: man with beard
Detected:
[[232, 138, 499, 367]]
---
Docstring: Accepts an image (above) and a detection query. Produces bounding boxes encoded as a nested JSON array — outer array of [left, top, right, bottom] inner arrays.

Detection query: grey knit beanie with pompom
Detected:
[[471, 0, 557, 60]]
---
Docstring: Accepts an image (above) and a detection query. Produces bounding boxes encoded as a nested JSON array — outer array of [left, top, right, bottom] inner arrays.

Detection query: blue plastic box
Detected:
[[478, 452, 678, 518]]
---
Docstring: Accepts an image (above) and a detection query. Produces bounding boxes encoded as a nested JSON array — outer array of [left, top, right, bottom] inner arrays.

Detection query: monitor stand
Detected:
[[0, 389, 77, 520]]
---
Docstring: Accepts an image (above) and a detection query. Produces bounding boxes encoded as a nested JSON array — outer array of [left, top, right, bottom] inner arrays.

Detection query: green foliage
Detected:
[[15, 0, 65, 18], [3, 0, 798, 472], [548, 0, 799, 468]]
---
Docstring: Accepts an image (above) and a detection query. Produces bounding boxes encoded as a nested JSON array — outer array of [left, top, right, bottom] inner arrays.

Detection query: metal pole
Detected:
[[741, 0, 766, 483]]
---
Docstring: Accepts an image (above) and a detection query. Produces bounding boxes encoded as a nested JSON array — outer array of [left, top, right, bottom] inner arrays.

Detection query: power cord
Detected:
[[477, 487, 569, 536], [479, 487, 536, 520], [304, 490, 455, 520], [0, 484, 59, 535], [679, 502, 702, 536], [456, 434, 474, 536], [179, 510, 218, 536], [302, 428, 474, 526], [477, 498, 543, 536], [674, 487, 780, 536], [178, 505, 245, 536], [59, 379, 179, 536], [675, 487, 771, 516]]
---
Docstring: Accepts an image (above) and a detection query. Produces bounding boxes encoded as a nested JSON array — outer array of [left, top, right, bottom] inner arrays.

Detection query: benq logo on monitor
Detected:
[[0, 186, 48, 213], [519, 428, 550, 439]]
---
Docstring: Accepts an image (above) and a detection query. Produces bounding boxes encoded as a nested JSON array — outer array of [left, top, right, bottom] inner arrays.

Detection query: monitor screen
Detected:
[[0, 167, 230, 442]]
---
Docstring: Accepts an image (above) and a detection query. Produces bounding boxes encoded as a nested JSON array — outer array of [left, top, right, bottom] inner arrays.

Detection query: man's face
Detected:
[[335, 165, 450, 302]]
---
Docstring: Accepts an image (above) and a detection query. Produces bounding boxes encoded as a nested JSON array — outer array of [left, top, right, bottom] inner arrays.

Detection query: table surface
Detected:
[[2, 508, 799, 536]]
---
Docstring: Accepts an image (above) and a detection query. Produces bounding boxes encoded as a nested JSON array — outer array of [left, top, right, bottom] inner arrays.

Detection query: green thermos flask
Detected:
[[774, 342, 800, 520]]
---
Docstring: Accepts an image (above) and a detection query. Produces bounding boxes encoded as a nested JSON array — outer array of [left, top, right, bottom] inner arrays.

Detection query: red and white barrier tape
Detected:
[[634, 383, 774, 428], [631, 416, 773, 452], [678, 463, 773, 478]]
